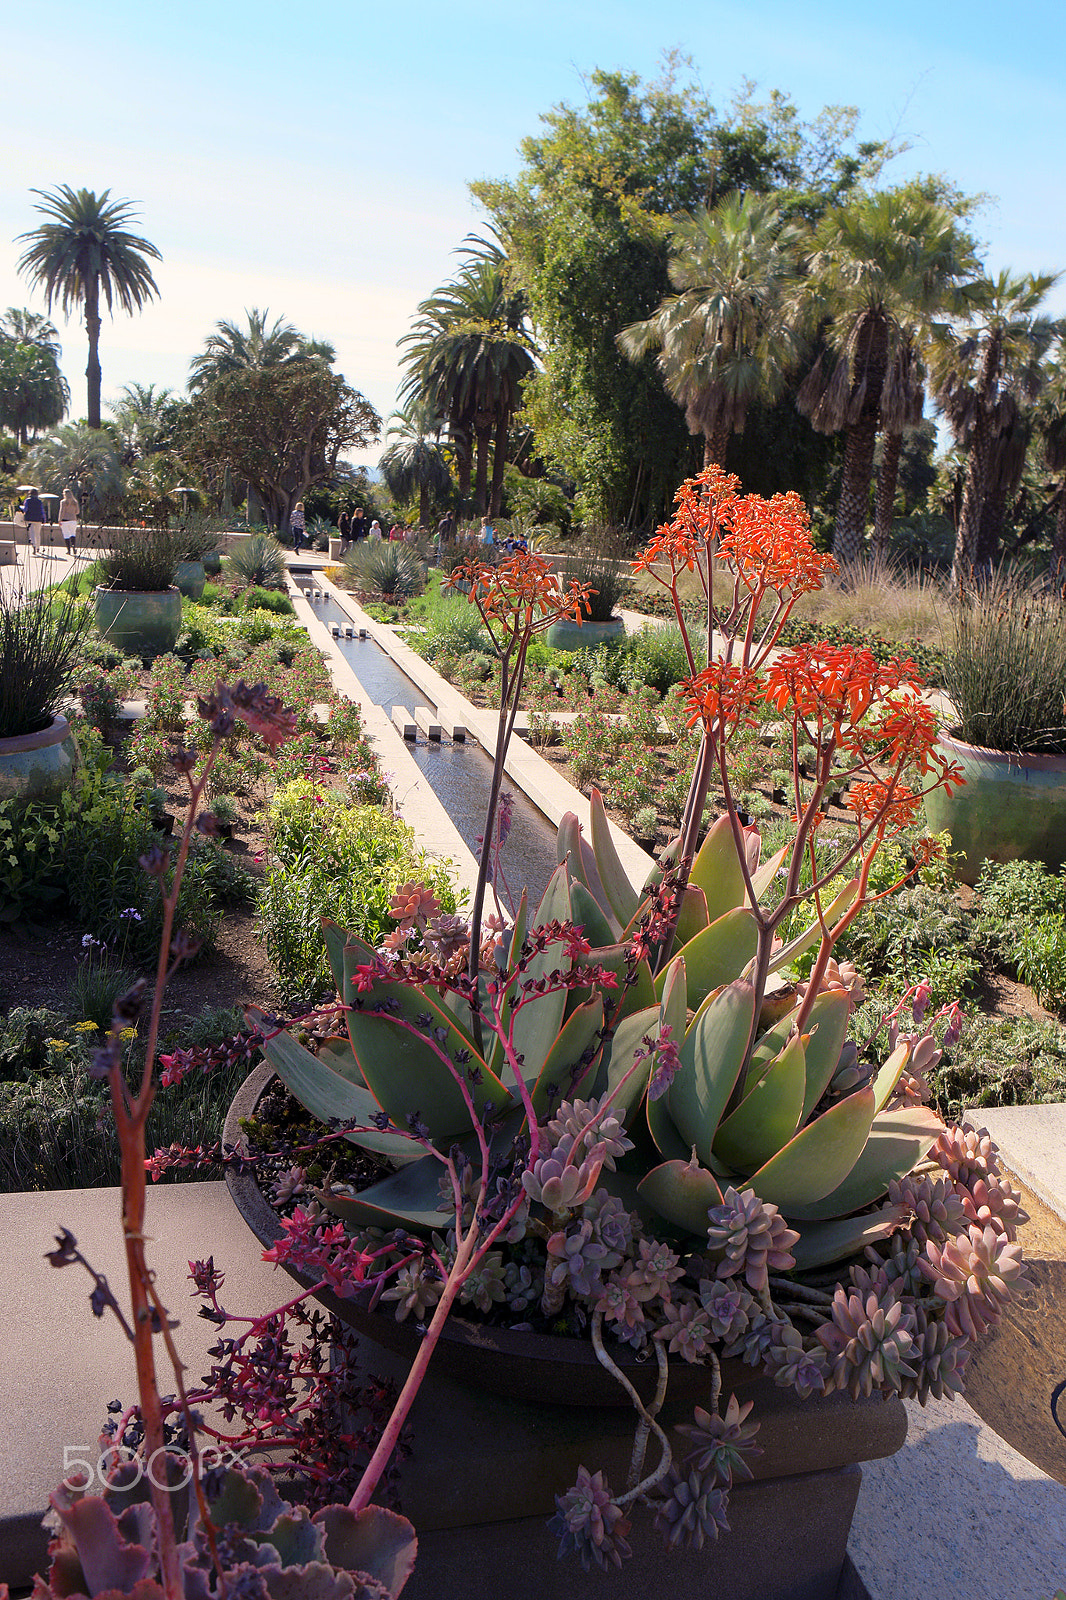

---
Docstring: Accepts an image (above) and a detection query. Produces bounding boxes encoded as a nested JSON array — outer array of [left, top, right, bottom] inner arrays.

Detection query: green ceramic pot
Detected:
[[202, 549, 223, 577], [924, 728, 1066, 884], [0, 713, 79, 804], [544, 615, 626, 652], [94, 586, 182, 657], [175, 559, 206, 600]]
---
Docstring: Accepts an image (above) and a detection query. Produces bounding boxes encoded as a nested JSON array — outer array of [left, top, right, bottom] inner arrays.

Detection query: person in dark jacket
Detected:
[[21, 489, 46, 554]]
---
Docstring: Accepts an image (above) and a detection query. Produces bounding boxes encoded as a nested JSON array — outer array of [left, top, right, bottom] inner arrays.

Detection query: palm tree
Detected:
[[379, 402, 453, 527], [399, 260, 536, 515], [0, 318, 69, 445], [795, 186, 977, 563], [617, 193, 805, 469], [23, 422, 124, 517], [188, 308, 332, 391], [933, 271, 1059, 585], [16, 187, 161, 430], [107, 381, 183, 464]]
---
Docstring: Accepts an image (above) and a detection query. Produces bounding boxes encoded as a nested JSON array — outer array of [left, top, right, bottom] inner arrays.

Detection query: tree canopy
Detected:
[[184, 361, 380, 531]]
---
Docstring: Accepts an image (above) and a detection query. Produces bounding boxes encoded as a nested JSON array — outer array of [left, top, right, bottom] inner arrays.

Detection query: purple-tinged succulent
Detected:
[[901, 1306, 971, 1403], [706, 1187, 800, 1292], [380, 1261, 443, 1323], [545, 1096, 633, 1168], [919, 1224, 1029, 1341], [888, 1173, 969, 1247], [549, 1467, 632, 1572], [815, 1287, 916, 1399], [543, 1218, 620, 1306], [649, 1465, 731, 1550], [458, 1251, 507, 1314], [765, 1322, 829, 1398], [698, 1277, 755, 1343], [625, 1236, 685, 1302], [657, 1299, 716, 1361], [957, 1172, 1028, 1241], [675, 1394, 761, 1487]]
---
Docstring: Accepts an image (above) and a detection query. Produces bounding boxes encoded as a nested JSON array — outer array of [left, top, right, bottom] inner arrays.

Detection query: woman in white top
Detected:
[[59, 488, 79, 555]]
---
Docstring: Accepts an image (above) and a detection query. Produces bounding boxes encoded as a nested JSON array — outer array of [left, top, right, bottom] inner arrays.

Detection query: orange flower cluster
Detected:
[[717, 490, 836, 601], [446, 551, 591, 642], [765, 645, 916, 739], [632, 468, 835, 608], [682, 661, 765, 738], [632, 466, 741, 576]]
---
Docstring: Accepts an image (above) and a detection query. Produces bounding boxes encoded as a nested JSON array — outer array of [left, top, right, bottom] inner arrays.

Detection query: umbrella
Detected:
[[39, 493, 59, 500], [15, 485, 38, 494]]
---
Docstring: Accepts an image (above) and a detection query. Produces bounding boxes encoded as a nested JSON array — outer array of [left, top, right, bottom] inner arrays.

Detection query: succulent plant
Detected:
[[29, 1461, 416, 1598]]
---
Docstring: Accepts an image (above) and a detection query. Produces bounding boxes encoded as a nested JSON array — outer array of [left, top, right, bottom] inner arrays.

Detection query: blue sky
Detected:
[[5, 0, 1066, 466]]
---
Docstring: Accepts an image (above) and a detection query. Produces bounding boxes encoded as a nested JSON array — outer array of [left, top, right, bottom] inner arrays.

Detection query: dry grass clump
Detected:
[[787, 552, 943, 646]]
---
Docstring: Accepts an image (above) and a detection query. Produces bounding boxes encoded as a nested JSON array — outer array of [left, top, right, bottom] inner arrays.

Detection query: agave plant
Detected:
[[225, 532, 288, 591], [345, 540, 424, 599]]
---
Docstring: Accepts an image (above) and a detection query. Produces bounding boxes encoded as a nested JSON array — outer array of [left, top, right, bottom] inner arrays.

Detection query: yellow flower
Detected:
[[46, 1039, 70, 1053], [73, 1020, 99, 1034], [119, 1027, 137, 1043]]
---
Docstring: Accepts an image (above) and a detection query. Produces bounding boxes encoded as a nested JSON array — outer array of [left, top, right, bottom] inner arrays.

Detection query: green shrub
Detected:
[[240, 586, 295, 616], [941, 576, 1066, 754], [261, 782, 458, 1007], [225, 534, 288, 591], [623, 624, 690, 694], [345, 541, 425, 599]]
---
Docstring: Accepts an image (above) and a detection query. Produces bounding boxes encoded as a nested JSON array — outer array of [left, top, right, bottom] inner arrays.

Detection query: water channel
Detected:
[[300, 585, 561, 909]]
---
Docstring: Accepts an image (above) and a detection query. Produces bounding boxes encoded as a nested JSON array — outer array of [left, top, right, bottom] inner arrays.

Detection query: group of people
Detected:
[[15, 487, 80, 558], [287, 501, 529, 557]]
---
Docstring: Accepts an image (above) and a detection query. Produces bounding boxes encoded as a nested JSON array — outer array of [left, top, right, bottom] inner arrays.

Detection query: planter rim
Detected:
[[939, 726, 1066, 773], [224, 1063, 742, 1406], [94, 583, 180, 598], [0, 711, 71, 754]]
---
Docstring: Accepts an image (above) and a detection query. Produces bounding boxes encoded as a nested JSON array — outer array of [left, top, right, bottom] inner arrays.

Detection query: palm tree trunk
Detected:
[[85, 272, 102, 431], [419, 481, 430, 529], [474, 424, 492, 515], [1053, 484, 1066, 579], [702, 421, 731, 470], [832, 412, 879, 564], [873, 429, 903, 559], [489, 414, 509, 517], [951, 413, 992, 590]]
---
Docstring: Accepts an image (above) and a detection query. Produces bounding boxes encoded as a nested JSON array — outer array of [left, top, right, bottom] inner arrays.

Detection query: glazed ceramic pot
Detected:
[[544, 616, 626, 652], [94, 586, 182, 657], [174, 559, 206, 600], [924, 728, 1066, 884], [0, 713, 79, 804]]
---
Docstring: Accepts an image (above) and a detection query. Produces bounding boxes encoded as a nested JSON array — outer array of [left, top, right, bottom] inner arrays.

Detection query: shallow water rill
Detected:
[[304, 587, 560, 907]]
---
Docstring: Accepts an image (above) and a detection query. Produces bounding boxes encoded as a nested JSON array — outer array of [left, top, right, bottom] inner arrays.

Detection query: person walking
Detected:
[[59, 487, 80, 556], [351, 506, 367, 542], [21, 488, 46, 556], [436, 510, 455, 547], [290, 500, 306, 553], [338, 508, 351, 552]]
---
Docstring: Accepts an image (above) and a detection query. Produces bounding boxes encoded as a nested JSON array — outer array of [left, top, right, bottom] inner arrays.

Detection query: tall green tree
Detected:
[[185, 362, 380, 531], [934, 271, 1059, 583], [188, 307, 333, 391], [617, 192, 804, 468], [378, 402, 452, 527], [795, 184, 977, 563], [23, 422, 124, 516], [16, 187, 161, 430], [0, 309, 69, 444], [1036, 345, 1066, 571], [399, 258, 535, 515], [108, 381, 182, 463], [473, 67, 888, 527]]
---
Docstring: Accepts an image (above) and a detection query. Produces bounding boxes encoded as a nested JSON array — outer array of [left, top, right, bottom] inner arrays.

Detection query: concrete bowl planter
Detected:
[[544, 615, 626, 652], [0, 713, 79, 804], [924, 728, 1066, 884], [94, 585, 182, 658], [224, 1062, 907, 1600], [202, 549, 223, 577], [174, 558, 206, 600]]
